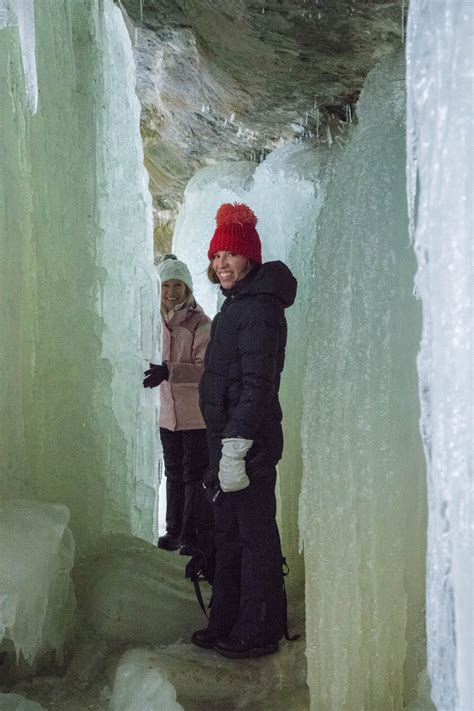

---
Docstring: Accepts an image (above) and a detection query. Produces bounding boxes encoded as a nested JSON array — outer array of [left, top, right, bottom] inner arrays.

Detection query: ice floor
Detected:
[[3, 641, 309, 711], [1, 535, 308, 710]]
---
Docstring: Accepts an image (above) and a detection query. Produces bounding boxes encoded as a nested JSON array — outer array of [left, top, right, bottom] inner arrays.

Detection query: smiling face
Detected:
[[161, 279, 188, 310], [212, 251, 251, 289]]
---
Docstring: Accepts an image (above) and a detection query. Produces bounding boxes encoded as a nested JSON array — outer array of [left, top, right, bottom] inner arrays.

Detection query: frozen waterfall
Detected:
[[407, 1, 474, 709], [173, 51, 427, 710], [0, 0, 472, 708], [0, 0, 159, 553]]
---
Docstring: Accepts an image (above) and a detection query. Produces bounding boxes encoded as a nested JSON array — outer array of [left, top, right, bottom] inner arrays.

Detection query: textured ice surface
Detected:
[[0, 0, 37, 113], [72, 535, 306, 708], [173, 57, 426, 707], [65, 639, 109, 690], [0, 501, 75, 665], [73, 535, 207, 646], [15, 0, 37, 114], [299, 53, 427, 710], [0, 694, 45, 710], [95, 0, 161, 543], [0, 0, 158, 551], [406, 1, 474, 709], [111, 649, 183, 711], [109, 636, 306, 711], [404, 670, 436, 711], [0, 0, 15, 26]]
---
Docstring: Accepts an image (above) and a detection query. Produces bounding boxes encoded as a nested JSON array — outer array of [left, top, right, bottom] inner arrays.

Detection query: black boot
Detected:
[[191, 629, 219, 649], [213, 636, 279, 659], [158, 532, 180, 551]]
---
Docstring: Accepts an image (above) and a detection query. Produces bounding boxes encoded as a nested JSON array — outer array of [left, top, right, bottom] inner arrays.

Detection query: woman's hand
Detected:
[[143, 362, 169, 389], [218, 438, 253, 492]]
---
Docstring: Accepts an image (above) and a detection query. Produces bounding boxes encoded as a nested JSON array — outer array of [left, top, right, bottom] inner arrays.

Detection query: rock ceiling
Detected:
[[120, 0, 405, 245]]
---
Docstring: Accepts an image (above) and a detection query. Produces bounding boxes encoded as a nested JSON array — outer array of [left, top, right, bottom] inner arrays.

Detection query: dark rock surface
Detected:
[[120, 0, 405, 243]]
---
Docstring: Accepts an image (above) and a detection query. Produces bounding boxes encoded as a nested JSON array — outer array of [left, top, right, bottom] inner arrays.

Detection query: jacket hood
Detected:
[[223, 261, 297, 308]]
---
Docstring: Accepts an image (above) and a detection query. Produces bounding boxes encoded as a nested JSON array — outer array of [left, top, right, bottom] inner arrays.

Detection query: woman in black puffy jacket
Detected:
[[191, 203, 297, 659]]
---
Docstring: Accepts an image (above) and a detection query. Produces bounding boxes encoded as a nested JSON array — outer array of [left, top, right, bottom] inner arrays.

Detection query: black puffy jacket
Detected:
[[200, 261, 297, 481]]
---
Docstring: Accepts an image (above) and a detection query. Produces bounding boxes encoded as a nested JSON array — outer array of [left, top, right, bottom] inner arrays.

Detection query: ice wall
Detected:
[[406, 2, 474, 709], [174, 51, 426, 710], [300, 53, 426, 710], [0, 1, 159, 550], [95, 0, 160, 542], [0, 501, 75, 665], [74, 535, 208, 647]]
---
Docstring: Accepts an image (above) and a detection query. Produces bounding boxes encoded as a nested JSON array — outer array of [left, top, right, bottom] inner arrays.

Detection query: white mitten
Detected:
[[218, 438, 253, 492]]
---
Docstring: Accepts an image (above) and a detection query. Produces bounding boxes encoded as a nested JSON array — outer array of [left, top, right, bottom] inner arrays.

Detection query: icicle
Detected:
[[406, 1, 474, 709], [16, 0, 37, 114], [291, 122, 305, 135], [0, 0, 38, 114], [401, 0, 406, 43]]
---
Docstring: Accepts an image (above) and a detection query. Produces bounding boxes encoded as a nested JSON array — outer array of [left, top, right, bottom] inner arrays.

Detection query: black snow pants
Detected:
[[160, 427, 209, 546], [208, 468, 286, 645]]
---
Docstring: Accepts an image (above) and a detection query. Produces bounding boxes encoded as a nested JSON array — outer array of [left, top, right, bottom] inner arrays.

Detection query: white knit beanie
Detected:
[[157, 255, 193, 293]]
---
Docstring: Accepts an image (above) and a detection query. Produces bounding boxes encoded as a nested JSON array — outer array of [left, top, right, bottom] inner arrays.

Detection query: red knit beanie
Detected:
[[208, 203, 262, 263]]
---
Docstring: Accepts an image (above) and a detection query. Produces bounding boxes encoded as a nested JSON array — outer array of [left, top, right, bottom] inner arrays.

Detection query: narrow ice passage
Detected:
[[0, 0, 472, 709]]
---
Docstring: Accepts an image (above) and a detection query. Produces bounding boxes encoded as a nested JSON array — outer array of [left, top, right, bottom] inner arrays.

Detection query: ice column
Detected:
[[95, 1, 160, 542], [0, 1, 158, 550], [406, 2, 474, 709], [300, 53, 427, 710]]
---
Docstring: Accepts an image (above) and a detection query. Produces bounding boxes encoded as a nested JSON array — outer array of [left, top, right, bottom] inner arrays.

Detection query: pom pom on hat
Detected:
[[157, 254, 193, 292], [208, 203, 262, 263], [215, 203, 258, 228]]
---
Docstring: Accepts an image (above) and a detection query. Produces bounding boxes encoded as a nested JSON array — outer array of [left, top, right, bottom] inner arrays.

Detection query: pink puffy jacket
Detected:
[[159, 302, 211, 431]]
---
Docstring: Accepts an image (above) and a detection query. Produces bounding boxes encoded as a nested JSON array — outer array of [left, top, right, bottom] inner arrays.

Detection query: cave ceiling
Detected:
[[120, 0, 405, 245]]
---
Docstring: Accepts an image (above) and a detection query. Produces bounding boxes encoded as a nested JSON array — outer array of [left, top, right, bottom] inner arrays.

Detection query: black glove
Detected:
[[143, 362, 169, 389]]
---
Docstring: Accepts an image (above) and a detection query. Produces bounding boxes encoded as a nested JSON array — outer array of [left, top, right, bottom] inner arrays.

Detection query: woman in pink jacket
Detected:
[[144, 256, 211, 555]]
